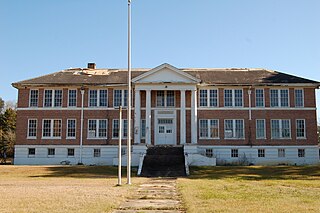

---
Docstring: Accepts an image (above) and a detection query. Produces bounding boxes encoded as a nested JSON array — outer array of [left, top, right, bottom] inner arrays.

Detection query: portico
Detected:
[[132, 63, 200, 145]]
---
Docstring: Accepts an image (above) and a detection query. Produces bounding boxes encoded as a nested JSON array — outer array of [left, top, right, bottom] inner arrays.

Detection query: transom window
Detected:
[[112, 119, 128, 138], [199, 119, 219, 139], [231, 149, 238, 158], [29, 90, 39, 107], [42, 119, 62, 138], [199, 89, 218, 107], [271, 119, 291, 139], [68, 89, 77, 107], [44, 89, 63, 107], [256, 119, 266, 139], [113, 89, 128, 107], [294, 89, 304, 107], [270, 89, 289, 107], [224, 119, 244, 139], [67, 119, 76, 139], [224, 89, 243, 107], [27, 119, 37, 138], [296, 119, 306, 139], [156, 91, 175, 107], [89, 89, 108, 107], [88, 119, 107, 139], [255, 89, 264, 107]]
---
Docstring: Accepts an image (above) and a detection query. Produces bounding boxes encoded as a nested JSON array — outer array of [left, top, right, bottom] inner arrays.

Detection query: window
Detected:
[[294, 89, 304, 107], [199, 89, 218, 107], [231, 149, 238, 158], [141, 119, 146, 138], [256, 119, 266, 139], [67, 119, 76, 139], [44, 89, 63, 107], [296, 119, 306, 139], [278, 149, 285, 158], [112, 119, 128, 138], [224, 119, 244, 139], [270, 89, 289, 107], [258, 149, 265, 158], [271, 119, 291, 139], [224, 89, 243, 107], [88, 119, 107, 139], [199, 119, 219, 139], [29, 90, 39, 107], [48, 148, 55, 157], [255, 89, 264, 107], [89, 89, 108, 107], [298, 149, 305, 158], [28, 148, 35, 157], [156, 91, 175, 107], [113, 89, 128, 107], [205, 149, 213, 157], [42, 119, 62, 138], [94, 149, 101, 157], [27, 119, 37, 138], [68, 89, 77, 107], [67, 148, 75, 157]]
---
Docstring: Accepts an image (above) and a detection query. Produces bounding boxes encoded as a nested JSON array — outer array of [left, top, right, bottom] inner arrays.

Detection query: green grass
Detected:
[[178, 166, 320, 213], [0, 165, 147, 213]]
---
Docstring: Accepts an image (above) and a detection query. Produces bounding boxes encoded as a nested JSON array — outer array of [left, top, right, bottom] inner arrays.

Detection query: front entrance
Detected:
[[155, 110, 176, 145]]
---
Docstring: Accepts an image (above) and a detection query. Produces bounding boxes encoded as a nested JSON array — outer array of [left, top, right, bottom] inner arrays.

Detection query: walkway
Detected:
[[113, 178, 185, 213]]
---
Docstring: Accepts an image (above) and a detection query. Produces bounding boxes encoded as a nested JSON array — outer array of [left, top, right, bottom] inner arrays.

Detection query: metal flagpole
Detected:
[[127, 0, 132, 185], [118, 106, 122, 186]]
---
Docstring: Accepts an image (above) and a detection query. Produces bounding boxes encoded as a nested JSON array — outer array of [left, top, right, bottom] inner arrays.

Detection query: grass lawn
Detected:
[[0, 166, 146, 213], [178, 166, 320, 213]]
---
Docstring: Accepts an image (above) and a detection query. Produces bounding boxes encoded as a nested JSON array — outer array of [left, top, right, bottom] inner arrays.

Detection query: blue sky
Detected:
[[0, 0, 319, 119]]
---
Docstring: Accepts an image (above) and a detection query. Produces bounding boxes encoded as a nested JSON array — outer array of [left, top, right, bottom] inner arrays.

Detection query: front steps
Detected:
[[140, 146, 187, 177]]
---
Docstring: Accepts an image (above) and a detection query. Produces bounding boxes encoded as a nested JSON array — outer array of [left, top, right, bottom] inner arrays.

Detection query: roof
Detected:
[[12, 64, 320, 88]]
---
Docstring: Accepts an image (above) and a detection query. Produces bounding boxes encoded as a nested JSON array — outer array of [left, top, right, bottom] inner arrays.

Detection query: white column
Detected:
[[191, 89, 198, 144], [134, 89, 141, 144], [180, 90, 186, 144], [146, 89, 151, 145]]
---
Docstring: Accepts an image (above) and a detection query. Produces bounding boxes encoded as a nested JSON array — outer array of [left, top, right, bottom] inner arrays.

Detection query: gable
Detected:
[[132, 63, 200, 84]]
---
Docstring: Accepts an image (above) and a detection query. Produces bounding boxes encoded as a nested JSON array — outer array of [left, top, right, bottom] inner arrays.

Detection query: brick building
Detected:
[[12, 63, 320, 165]]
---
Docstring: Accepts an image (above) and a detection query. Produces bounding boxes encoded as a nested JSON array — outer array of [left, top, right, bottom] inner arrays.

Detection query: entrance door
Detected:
[[156, 118, 175, 145]]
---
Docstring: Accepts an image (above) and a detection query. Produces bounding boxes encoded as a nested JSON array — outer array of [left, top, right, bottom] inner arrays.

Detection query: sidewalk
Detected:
[[113, 178, 185, 213]]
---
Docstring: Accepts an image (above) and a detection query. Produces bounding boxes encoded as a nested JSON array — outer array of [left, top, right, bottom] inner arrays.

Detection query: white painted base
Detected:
[[184, 145, 320, 166]]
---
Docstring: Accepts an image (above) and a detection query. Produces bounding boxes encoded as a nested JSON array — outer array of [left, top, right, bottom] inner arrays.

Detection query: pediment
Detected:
[[132, 63, 200, 84]]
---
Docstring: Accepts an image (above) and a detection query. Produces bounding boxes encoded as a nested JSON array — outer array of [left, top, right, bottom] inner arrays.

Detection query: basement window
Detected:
[[28, 148, 35, 158], [205, 149, 213, 157]]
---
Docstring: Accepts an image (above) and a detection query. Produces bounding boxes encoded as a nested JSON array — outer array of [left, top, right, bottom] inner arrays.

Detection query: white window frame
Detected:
[[294, 89, 304, 107], [256, 119, 266, 139], [89, 89, 108, 107], [113, 89, 128, 107], [231, 149, 238, 158], [270, 89, 289, 107], [271, 119, 291, 139], [156, 91, 175, 107], [224, 119, 245, 139], [43, 89, 63, 107], [296, 119, 306, 139], [42, 119, 62, 139], [258, 149, 265, 158], [224, 89, 243, 107], [199, 119, 219, 139], [29, 89, 39, 107], [255, 88, 265, 107], [68, 89, 77, 107], [278, 148, 285, 158], [27, 119, 37, 139], [67, 148, 75, 157], [66, 119, 76, 139], [87, 119, 108, 139], [93, 148, 101, 157], [28, 148, 36, 158], [199, 89, 218, 107]]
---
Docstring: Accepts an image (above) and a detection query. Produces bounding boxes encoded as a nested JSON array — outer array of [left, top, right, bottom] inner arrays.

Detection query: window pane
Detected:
[[271, 120, 280, 138], [99, 120, 107, 138], [199, 120, 208, 138], [234, 90, 243, 107], [123, 120, 128, 138], [99, 90, 108, 107], [296, 119, 305, 138], [224, 120, 233, 138], [67, 119, 76, 138], [54, 90, 62, 107], [256, 119, 265, 139], [210, 119, 219, 138], [28, 119, 37, 137], [224, 90, 233, 107], [199, 90, 208, 107], [43, 120, 51, 137], [156, 91, 165, 107], [270, 89, 279, 107], [89, 90, 98, 107], [295, 89, 304, 107], [94, 149, 101, 157], [209, 90, 218, 107], [123, 90, 128, 107], [235, 120, 244, 138], [53, 120, 61, 137], [68, 90, 77, 107], [44, 90, 53, 107], [255, 89, 264, 107], [88, 120, 97, 138], [141, 119, 146, 138], [114, 90, 122, 107], [30, 90, 39, 107], [281, 120, 290, 138], [280, 90, 289, 107], [166, 91, 175, 107]]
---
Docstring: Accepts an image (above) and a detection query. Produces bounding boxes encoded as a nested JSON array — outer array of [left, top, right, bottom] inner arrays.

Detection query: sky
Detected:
[[0, 0, 319, 119]]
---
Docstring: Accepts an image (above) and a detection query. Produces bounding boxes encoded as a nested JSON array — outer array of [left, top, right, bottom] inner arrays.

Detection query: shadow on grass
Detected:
[[29, 166, 137, 179], [187, 165, 320, 181]]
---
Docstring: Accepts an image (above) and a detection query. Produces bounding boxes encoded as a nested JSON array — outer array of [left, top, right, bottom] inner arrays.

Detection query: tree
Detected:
[[0, 98, 4, 113]]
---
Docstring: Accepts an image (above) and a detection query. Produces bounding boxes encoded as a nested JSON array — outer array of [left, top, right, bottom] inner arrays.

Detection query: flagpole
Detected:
[[127, 0, 132, 185]]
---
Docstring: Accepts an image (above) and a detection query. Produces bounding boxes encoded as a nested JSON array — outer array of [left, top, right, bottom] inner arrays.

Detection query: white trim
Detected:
[[66, 119, 77, 139], [271, 119, 291, 139], [223, 89, 244, 107], [88, 89, 108, 107], [296, 119, 306, 139], [87, 119, 108, 139], [199, 119, 220, 139], [270, 88, 290, 107], [224, 119, 245, 139], [43, 89, 63, 108], [29, 89, 39, 108], [27, 118, 37, 139], [199, 88, 219, 108], [41, 119, 62, 139]]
